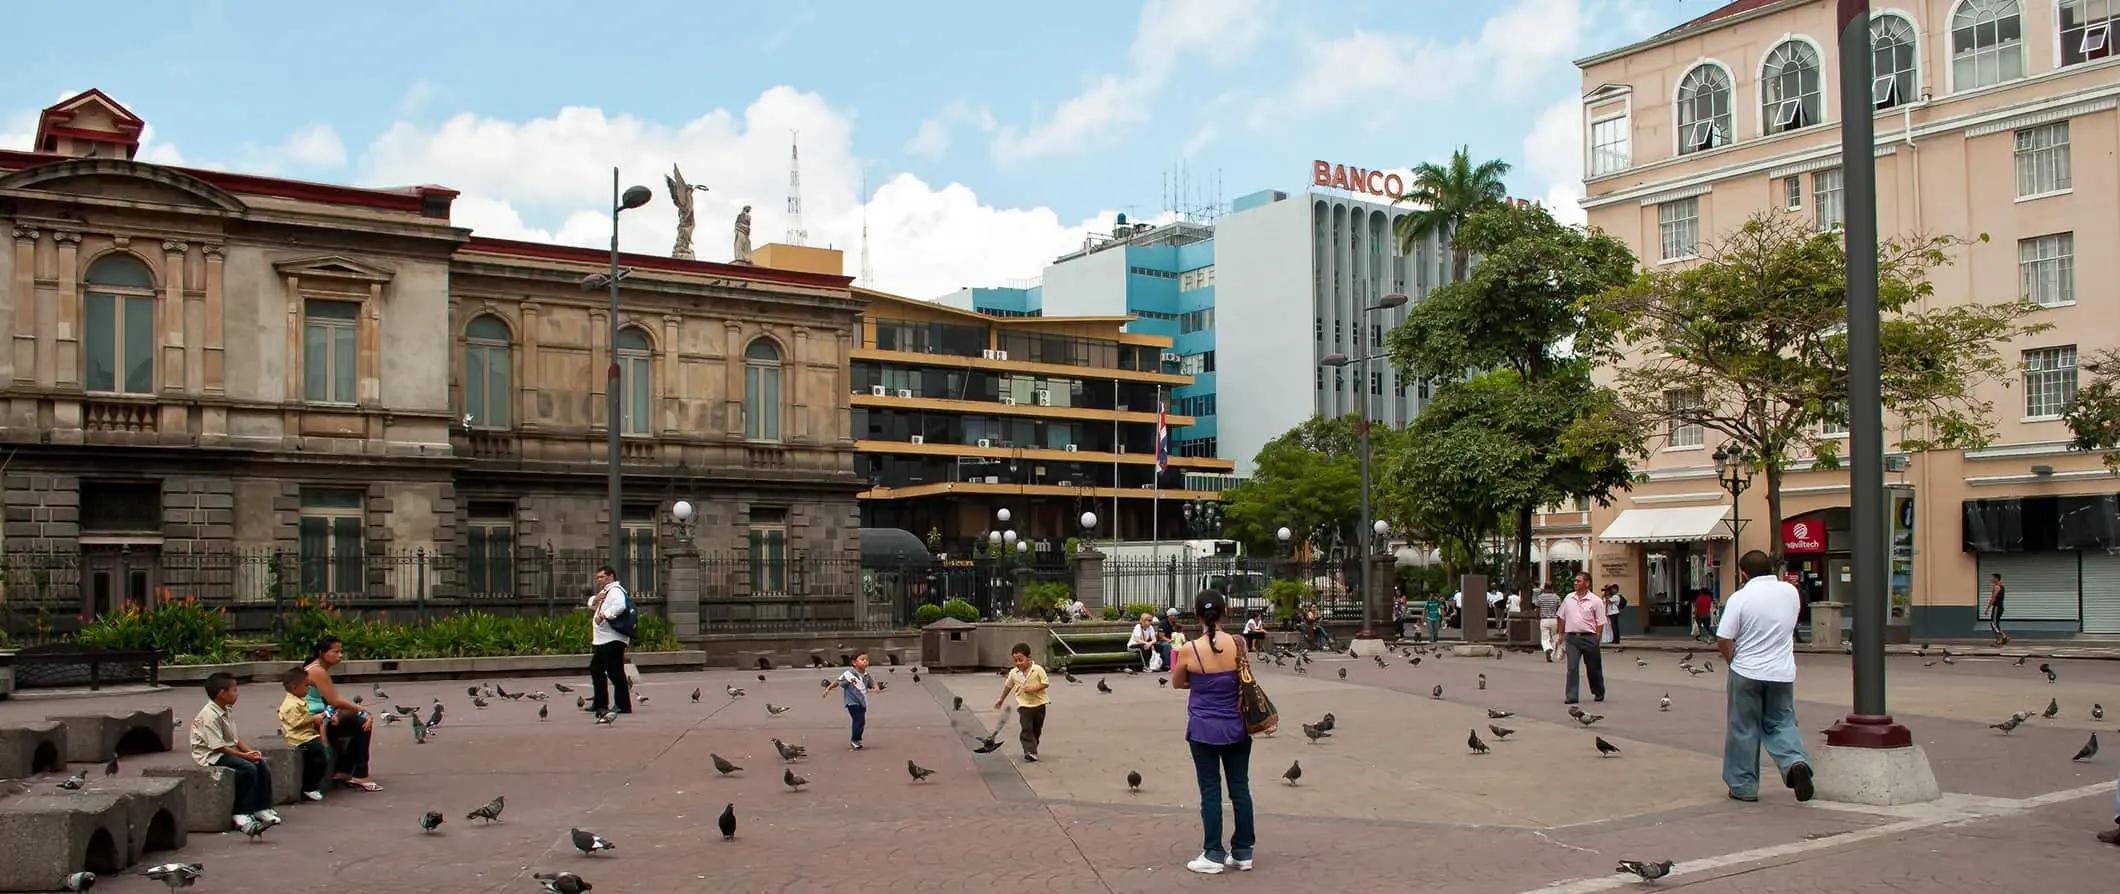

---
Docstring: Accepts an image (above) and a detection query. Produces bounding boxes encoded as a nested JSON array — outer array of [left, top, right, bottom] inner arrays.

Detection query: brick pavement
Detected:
[[0, 649, 2112, 892]]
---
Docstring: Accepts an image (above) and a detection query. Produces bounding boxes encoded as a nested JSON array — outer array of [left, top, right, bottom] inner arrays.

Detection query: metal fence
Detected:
[[1103, 557, 1376, 621]]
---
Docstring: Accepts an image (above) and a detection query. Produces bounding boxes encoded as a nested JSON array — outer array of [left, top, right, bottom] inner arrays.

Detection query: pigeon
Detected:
[[104, 756, 119, 777], [1616, 860, 1674, 881], [538, 704, 548, 722], [1477, 673, 1486, 690], [554, 682, 575, 693], [772, 739, 807, 762], [908, 760, 935, 782], [711, 753, 742, 775], [467, 796, 505, 823], [61, 871, 95, 891], [2096, 704, 2106, 721], [1923, 660, 1936, 667], [393, 704, 418, 716], [466, 686, 481, 698], [718, 804, 736, 840], [1283, 761, 1302, 785], [382, 712, 402, 725], [594, 712, 615, 725], [953, 696, 965, 711], [1488, 724, 1514, 739], [1374, 655, 1389, 669], [419, 811, 445, 833], [571, 828, 615, 855], [1990, 715, 2025, 734], [410, 713, 428, 744], [1157, 677, 1168, 687], [470, 696, 488, 709], [757, 674, 767, 682], [1338, 667, 1348, 679], [726, 685, 746, 698], [912, 672, 922, 683], [2040, 663, 2057, 684], [1097, 679, 1113, 694], [532, 871, 593, 894], [351, 695, 363, 704], [1432, 685, 1444, 699], [1467, 729, 1490, 754], [1596, 736, 1621, 757], [2073, 732, 2099, 762], [1064, 670, 1081, 684], [1127, 770, 1143, 792], [142, 862, 203, 890], [1316, 712, 1336, 733], [427, 703, 443, 728], [1301, 722, 1330, 743], [1487, 708, 1514, 719], [2043, 698, 2060, 719], [1408, 657, 1422, 667], [1942, 655, 1957, 665], [1660, 693, 1671, 712], [2014, 656, 2028, 667], [1703, 659, 1715, 673], [239, 817, 270, 842], [1575, 712, 1605, 727], [783, 768, 808, 791], [766, 703, 792, 717], [691, 688, 702, 703], [1635, 658, 1649, 668], [58, 773, 85, 790]]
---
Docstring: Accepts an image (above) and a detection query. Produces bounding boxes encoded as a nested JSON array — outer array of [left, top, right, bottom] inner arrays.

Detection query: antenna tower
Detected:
[[785, 131, 808, 245], [859, 173, 874, 287]]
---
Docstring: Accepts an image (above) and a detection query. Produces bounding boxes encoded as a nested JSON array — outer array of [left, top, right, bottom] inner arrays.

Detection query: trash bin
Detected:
[[920, 618, 979, 669]]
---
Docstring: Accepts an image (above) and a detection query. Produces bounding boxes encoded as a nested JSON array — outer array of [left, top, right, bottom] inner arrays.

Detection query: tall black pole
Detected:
[[1828, 0, 1908, 748], [607, 167, 625, 580]]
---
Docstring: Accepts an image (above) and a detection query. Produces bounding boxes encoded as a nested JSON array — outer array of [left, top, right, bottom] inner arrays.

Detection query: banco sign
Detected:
[[1313, 161, 1405, 199]]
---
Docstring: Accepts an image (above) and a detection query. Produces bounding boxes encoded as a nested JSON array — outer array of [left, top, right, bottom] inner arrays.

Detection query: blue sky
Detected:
[[3, 0, 1695, 299]]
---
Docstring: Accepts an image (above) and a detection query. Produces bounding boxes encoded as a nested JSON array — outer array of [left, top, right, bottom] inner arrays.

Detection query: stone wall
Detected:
[[159, 477, 236, 553], [2, 472, 81, 552]]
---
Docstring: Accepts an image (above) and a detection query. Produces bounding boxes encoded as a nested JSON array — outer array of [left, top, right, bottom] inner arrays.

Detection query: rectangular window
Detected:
[[748, 510, 789, 595], [302, 300, 360, 404], [464, 519, 515, 596], [1819, 401, 1849, 436], [2014, 122, 2072, 198], [297, 490, 364, 596], [744, 363, 782, 441], [1589, 114, 1630, 176], [620, 522, 657, 596], [2061, 2, 2119, 67], [1665, 389, 1704, 448], [2024, 346, 2079, 418], [1812, 168, 1844, 231], [1782, 176, 1802, 211], [84, 292, 157, 395], [1658, 197, 1700, 261], [621, 353, 653, 435], [2019, 233, 2076, 307], [463, 342, 510, 428]]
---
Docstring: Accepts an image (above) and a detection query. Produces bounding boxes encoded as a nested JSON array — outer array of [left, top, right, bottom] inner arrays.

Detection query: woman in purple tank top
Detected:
[[1169, 590, 1254, 874]]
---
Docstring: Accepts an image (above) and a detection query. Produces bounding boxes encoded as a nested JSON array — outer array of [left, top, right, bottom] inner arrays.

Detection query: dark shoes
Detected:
[[2098, 825, 2120, 845], [1727, 791, 1758, 802], [1785, 762, 1815, 802]]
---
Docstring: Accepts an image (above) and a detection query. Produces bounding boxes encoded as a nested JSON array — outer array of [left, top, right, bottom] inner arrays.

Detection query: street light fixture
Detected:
[[1079, 511, 1098, 550], [1711, 441, 1757, 594], [595, 169, 654, 572], [1319, 291, 1407, 642], [671, 499, 695, 540], [1182, 499, 1221, 538]]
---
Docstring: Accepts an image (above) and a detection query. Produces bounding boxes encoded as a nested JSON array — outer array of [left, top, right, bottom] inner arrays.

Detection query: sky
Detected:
[[2, 0, 1698, 301]]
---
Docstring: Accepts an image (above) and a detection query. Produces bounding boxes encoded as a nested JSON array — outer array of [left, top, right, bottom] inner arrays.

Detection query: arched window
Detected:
[[82, 254, 157, 394], [1676, 64, 1734, 154], [2061, 0, 2120, 67], [1951, 0, 2025, 91], [462, 314, 511, 428], [743, 338, 783, 442], [615, 327, 653, 436], [1762, 40, 1823, 133], [1872, 14, 1920, 108]]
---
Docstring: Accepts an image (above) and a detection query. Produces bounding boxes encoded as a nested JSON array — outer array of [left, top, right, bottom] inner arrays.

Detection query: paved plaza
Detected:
[[2, 645, 2115, 892]]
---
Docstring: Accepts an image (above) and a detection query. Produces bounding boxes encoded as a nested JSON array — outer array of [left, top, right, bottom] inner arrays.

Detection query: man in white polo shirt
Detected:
[[1716, 549, 1813, 804]]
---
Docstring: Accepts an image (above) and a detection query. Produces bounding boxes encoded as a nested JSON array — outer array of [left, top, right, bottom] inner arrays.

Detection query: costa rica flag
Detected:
[[1155, 398, 1169, 474]]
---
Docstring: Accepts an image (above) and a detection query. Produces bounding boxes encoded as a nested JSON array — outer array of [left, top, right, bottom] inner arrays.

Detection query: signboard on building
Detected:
[[1311, 160, 1545, 210], [1782, 520, 1825, 554]]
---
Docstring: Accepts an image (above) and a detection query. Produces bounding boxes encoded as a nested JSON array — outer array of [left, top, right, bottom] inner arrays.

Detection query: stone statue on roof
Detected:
[[666, 164, 705, 260], [733, 205, 753, 264]]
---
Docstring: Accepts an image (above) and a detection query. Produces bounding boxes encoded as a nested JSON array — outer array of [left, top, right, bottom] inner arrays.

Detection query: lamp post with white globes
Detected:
[[1080, 511, 1098, 548], [670, 499, 696, 539], [1276, 526, 1292, 558]]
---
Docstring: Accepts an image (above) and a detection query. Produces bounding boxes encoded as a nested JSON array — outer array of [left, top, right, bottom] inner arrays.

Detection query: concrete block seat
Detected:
[[0, 720, 68, 779], [44, 708, 173, 763], [0, 793, 131, 892], [1049, 631, 1139, 672], [78, 776, 188, 863], [141, 764, 237, 834], [254, 740, 305, 806]]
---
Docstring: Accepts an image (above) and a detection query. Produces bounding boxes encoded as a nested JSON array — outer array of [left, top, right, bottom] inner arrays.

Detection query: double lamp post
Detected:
[[1320, 290, 1407, 639]]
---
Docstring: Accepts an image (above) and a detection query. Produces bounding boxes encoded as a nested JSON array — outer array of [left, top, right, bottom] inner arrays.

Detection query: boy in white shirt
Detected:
[[822, 650, 880, 749]]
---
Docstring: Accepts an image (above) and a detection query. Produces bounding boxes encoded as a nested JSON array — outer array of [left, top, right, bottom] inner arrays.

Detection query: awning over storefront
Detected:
[[1546, 540, 1587, 562], [1597, 506, 1734, 544]]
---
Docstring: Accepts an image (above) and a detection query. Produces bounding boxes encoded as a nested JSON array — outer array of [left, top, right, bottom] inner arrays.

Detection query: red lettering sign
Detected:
[[1310, 160, 1407, 199], [1781, 519, 1825, 554]]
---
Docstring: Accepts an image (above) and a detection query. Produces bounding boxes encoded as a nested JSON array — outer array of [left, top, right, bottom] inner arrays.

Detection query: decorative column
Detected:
[[664, 531, 701, 639], [195, 244, 222, 394], [518, 301, 541, 431], [588, 307, 610, 432], [359, 282, 383, 407], [659, 313, 681, 435], [160, 240, 189, 393], [722, 321, 744, 440], [10, 227, 38, 386], [51, 231, 83, 390], [791, 326, 810, 444], [1070, 547, 1108, 612]]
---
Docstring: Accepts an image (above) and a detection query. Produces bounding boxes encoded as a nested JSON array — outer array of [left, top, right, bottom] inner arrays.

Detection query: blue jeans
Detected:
[[213, 753, 273, 815], [845, 703, 866, 744], [1188, 737, 1255, 863], [1724, 670, 1809, 797]]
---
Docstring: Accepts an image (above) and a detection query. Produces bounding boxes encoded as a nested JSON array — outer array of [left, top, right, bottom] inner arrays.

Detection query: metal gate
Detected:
[[1977, 552, 2081, 624], [2079, 552, 2120, 634]]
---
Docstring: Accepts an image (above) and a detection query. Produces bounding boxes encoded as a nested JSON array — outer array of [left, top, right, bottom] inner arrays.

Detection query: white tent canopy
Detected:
[[1596, 505, 1733, 544]]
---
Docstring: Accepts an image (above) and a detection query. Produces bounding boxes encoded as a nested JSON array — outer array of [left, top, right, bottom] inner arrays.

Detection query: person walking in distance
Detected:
[[1987, 573, 2010, 646], [1559, 573, 1606, 705], [587, 565, 633, 719], [1169, 590, 1255, 874], [1692, 588, 1716, 641], [823, 650, 879, 749], [1533, 584, 1563, 662], [994, 642, 1050, 762], [1604, 585, 1625, 645], [1717, 549, 1814, 803]]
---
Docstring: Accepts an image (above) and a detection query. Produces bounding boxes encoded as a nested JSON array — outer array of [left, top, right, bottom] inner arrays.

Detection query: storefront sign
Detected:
[[1781, 519, 1825, 554], [1313, 161, 1406, 198]]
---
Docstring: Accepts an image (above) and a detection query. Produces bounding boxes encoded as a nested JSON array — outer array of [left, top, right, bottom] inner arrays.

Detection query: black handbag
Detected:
[[1235, 644, 1278, 735]]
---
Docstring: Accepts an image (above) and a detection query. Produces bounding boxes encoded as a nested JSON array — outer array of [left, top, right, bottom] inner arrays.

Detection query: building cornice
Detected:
[[1574, 0, 1810, 68]]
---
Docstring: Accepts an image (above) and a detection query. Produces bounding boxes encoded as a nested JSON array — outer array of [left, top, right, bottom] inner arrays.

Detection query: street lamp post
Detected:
[[1079, 511, 1098, 549], [1182, 500, 1221, 538], [594, 170, 654, 572], [1320, 292, 1407, 640], [1712, 442, 1756, 594], [1275, 526, 1292, 558]]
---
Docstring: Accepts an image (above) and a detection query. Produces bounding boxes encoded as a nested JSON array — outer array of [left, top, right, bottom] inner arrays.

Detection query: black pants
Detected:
[[295, 739, 330, 793], [1609, 615, 1622, 643], [1017, 704, 1046, 757], [326, 713, 370, 779], [589, 640, 632, 714], [1564, 633, 1606, 703], [213, 754, 273, 815]]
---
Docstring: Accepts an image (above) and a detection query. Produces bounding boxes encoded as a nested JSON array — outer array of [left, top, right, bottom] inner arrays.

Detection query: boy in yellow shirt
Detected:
[[993, 642, 1050, 762], [277, 667, 329, 802]]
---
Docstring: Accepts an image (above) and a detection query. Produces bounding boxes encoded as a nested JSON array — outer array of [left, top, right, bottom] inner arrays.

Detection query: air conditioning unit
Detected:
[[1035, 390, 1051, 406], [910, 435, 925, 445], [1064, 444, 1079, 452], [993, 350, 1008, 361], [1161, 351, 1180, 364], [869, 385, 887, 397], [977, 438, 993, 449], [1001, 396, 1017, 406], [981, 349, 999, 360], [895, 389, 913, 399]]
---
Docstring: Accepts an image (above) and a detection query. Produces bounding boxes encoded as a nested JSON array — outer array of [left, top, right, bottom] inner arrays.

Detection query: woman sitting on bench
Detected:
[[303, 635, 383, 792]]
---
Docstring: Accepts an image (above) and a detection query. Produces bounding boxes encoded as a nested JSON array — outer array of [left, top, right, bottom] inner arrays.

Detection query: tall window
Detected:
[[2024, 346, 2079, 418], [303, 299, 360, 404], [2061, 0, 2120, 67], [1782, 176, 1803, 211], [1872, 14, 1920, 108], [1762, 40, 1823, 133], [1951, 0, 2026, 91], [1589, 114, 1631, 175], [748, 508, 789, 595], [743, 338, 783, 442], [464, 511, 514, 596], [1658, 197, 1700, 261], [1812, 168, 1845, 231], [1665, 389, 1704, 448], [1676, 64, 1733, 154], [462, 314, 512, 428], [2020, 233, 2076, 307], [2014, 122, 2072, 197], [615, 326, 653, 435], [82, 254, 157, 395], [620, 521, 657, 596], [298, 490, 364, 596]]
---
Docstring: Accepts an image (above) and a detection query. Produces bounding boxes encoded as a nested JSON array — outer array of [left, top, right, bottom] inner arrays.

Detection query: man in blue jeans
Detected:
[[1716, 550, 1814, 803], [188, 672, 282, 830], [2100, 766, 2120, 844]]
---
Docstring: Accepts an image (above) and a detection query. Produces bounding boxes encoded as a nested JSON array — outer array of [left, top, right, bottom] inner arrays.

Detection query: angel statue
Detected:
[[666, 164, 707, 259]]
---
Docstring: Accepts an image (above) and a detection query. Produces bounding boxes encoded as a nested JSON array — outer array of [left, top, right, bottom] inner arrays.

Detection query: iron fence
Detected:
[[1103, 557, 1379, 621]]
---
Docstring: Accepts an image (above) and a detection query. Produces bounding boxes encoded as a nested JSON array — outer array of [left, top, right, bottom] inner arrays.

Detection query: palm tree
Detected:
[[1391, 146, 1511, 282]]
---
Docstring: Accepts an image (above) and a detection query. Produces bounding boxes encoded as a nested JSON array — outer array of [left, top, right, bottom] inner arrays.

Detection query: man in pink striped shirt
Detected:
[[1558, 573, 1607, 704]]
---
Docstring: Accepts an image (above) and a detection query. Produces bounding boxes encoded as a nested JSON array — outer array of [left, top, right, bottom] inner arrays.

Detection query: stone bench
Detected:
[[0, 793, 130, 892], [45, 708, 174, 763], [79, 776, 187, 864], [255, 740, 306, 806], [142, 764, 237, 834], [0, 721, 67, 779]]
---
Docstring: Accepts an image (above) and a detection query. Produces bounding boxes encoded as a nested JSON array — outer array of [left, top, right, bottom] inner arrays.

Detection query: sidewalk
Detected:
[[1592, 633, 2120, 660]]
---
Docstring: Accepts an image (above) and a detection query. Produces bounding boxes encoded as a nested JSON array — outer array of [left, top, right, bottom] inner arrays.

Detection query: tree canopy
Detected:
[[1391, 146, 1510, 281], [1221, 414, 1404, 557], [2064, 349, 2120, 471]]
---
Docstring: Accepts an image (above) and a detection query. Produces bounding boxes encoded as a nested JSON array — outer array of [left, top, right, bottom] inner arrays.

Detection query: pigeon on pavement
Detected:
[[1488, 724, 1514, 739], [783, 768, 809, 791], [1990, 715, 2026, 734], [467, 796, 505, 824], [1097, 679, 1113, 694], [143, 862, 203, 890], [1467, 729, 1490, 755], [1301, 723, 1330, 743], [532, 871, 592, 894], [1283, 761, 1301, 785], [1660, 693, 1672, 712], [61, 872, 95, 892], [712, 754, 743, 775], [718, 804, 737, 840], [1487, 708, 1514, 719], [1596, 737, 1621, 757], [2073, 733, 2099, 762], [2044, 698, 2060, 719], [1127, 770, 1142, 792], [1575, 712, 1605, 727], [419, 811, 445, 833], [908, 760, 936, 782], [1616, 860, 1673, 881], [571, 828, 615, 855]]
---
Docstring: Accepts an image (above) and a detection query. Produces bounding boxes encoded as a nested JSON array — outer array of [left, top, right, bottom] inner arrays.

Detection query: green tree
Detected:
[[2065, 350, 2120, 471], [1222, 414, 1403, 558], [1579, 212, 2049, 561], [1391, 145, 1511, 282], [1386, 202, 1641, 590]]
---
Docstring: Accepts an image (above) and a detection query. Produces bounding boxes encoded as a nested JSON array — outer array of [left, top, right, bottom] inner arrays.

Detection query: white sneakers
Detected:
[[1225, 856, 1254, 871], [235, 809, 285, 829], [231, 813, 252, 829], [1186, 854, 1224, 874], [301, 790, 324, 802]]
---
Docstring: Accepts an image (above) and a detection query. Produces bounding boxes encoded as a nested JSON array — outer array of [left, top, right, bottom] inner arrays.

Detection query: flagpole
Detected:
[[1153, 384, 1165, 603], [1112, 382, 1121, 542]]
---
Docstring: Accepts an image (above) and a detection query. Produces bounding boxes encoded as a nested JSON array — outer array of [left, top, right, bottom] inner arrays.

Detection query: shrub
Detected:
[[940, 598, 979, 622], [913, 604, 945, 625], [1100, 604, 1123, 621], [1266, 579, 1314, 622], [1017, 581, 1072, 620], [72, 591, 230, 662], [276, 598, 677, 662], [1123, 602, 1157, 620]]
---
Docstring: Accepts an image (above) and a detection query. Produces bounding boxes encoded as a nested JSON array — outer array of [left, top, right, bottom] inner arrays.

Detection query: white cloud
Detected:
[[991, 0, 1272, 162], [360, 86, 1109, 300], [278, 124, 347, 167], [904, 101, 993, 158], [398, 81, 438, 119], [905, 118, 950, 157], [1522, 98, 1587, 225]]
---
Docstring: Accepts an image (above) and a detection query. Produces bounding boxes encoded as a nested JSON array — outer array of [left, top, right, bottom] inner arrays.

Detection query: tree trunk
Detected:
[[1450, 245, 1470, 283], [1761, 463, 1786, 569]]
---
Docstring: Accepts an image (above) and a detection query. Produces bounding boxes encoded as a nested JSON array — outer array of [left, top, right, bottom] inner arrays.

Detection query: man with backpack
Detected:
[[587, 564, 637, 720]]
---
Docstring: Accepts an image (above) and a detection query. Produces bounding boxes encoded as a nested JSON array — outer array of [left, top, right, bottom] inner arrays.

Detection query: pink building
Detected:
[[1573, 0, 2120, 640]]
